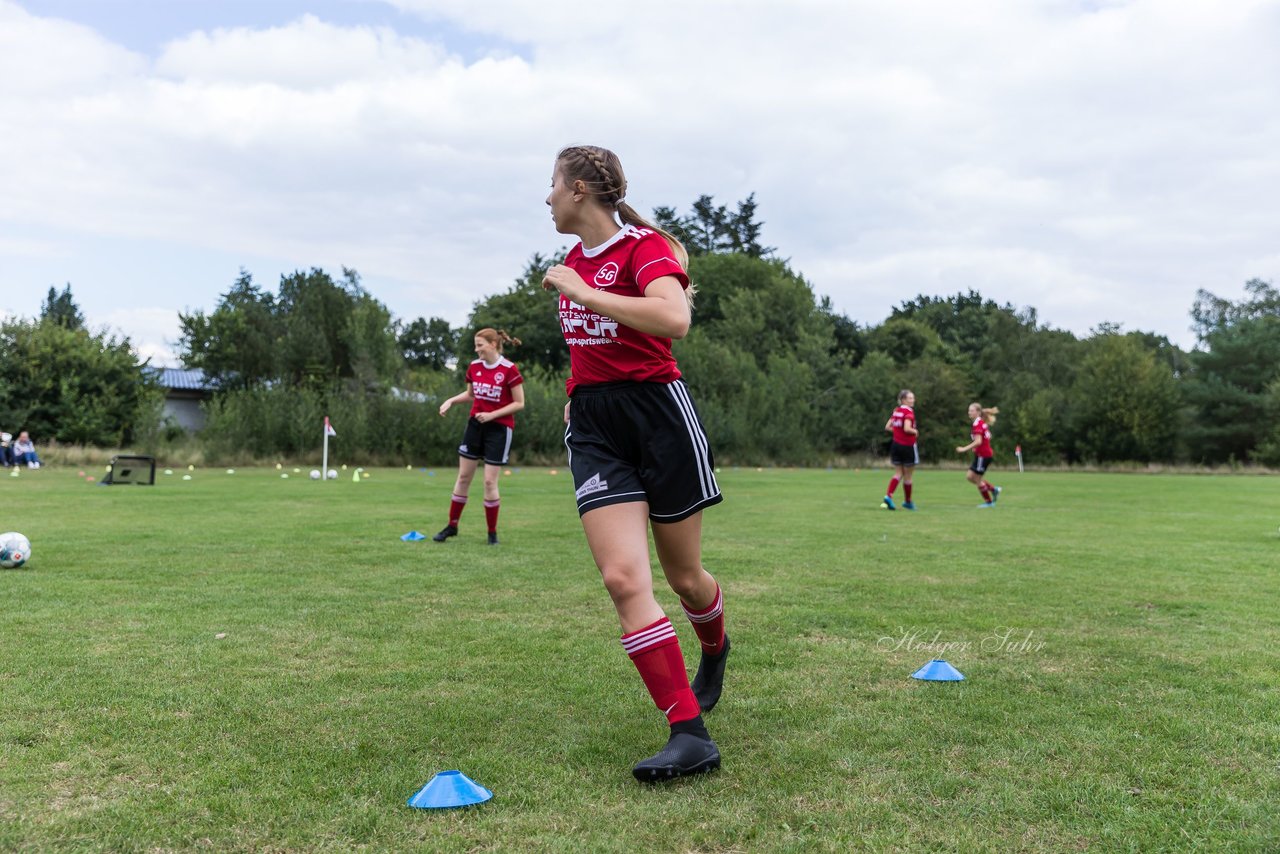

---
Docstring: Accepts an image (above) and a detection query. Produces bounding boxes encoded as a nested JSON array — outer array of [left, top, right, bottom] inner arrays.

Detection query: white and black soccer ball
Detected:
[[326, 469, 338, 480], [0, 532, 31, 569], [309, 469, 321, 480]]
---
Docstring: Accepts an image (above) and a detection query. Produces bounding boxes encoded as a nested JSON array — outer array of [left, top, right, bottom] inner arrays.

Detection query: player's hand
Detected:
[[475, 412, 489, 424], [955, 446, 964, 453], [563, 401, 571, 425], [543, 264, 590, 302], [438, 401, 451, 416]]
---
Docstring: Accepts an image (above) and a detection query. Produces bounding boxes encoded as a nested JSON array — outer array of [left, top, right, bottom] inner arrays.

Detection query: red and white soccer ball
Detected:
[[0, 532, 31, 569]]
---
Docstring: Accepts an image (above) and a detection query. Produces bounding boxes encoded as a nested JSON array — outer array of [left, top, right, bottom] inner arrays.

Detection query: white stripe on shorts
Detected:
[[667, 380, 717, 500]]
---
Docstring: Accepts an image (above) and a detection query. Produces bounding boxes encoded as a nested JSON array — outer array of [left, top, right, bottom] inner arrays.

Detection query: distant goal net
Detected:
[[101, 455, 156, 485]]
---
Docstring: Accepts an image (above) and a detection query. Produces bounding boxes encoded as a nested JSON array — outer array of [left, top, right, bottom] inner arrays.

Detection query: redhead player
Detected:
[[542, 145, 728, 783], [956, 402, 1002, 508], [433, 329, 525, 544], [883, 389, 919, 510]]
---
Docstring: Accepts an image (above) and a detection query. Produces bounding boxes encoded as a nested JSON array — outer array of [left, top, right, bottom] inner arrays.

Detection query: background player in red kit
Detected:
[[434, 328, 525, 544], [883, 389, 919, 510], [542, 145, 728, 783], [956, 402, 1002, 508]]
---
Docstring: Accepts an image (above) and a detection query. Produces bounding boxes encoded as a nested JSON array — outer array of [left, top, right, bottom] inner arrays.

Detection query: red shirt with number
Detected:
[[971, 417, 993, 457], [890, 405, 917, 445], [559, 225, 690, 396], [467, 357, 523, 428]]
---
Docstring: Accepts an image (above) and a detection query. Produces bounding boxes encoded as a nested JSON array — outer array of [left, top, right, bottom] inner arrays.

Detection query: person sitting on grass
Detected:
[[0, 431, 11, 467], [12, 431, 41, 469]]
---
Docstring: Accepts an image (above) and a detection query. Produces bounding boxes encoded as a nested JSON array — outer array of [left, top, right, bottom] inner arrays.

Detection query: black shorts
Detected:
[[565, 379, 722, 523], [459, 417, 514, 466], [889, 441, 919, 467], [970, 455, 993, 475]]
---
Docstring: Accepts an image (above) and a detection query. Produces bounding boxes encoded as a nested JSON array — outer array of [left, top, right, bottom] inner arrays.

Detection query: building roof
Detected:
[[149, 367, 215, 392]]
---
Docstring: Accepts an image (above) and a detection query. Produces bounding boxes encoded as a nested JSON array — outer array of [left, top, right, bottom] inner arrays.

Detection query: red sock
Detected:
[[978, 485, 991, 502], [622, 618, 700, 724], [448, 494, 467, 527], [903, 482, 913, 502], [483, 499, 500, 534], [981, 481, 993, 493], [681, 583, 726, 655], [887, 476, 900, 497]]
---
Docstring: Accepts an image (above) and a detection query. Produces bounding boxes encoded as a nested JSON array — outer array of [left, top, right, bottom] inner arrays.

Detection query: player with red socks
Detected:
[[433, 329, 524, 545], [957, 402, 1002, 508], [543, 145, 728, 783], [883, 389, 919, 510]]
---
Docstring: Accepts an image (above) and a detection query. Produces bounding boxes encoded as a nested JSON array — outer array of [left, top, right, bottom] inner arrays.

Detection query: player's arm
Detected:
[[902, 417, 918, 436], [956, 437, 979, 453], [438, 385, 474, 416], [475, 384, 526, 424], [544, 267, 690, 339]]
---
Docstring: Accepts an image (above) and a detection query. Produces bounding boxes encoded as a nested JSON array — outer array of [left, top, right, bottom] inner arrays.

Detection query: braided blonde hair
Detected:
[[555, 145, 691, 271], [476, 328, 521, 353]]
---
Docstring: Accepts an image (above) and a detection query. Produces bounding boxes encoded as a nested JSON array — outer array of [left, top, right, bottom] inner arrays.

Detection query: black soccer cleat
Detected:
[[487, 532, 499, 545], [432, 525, 458, 542], [690, 634, 731, 713], [632, 731, 721, 783]]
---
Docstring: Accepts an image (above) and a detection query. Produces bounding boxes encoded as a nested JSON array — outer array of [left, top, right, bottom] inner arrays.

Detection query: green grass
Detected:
[[2, 464, 1278, 852]]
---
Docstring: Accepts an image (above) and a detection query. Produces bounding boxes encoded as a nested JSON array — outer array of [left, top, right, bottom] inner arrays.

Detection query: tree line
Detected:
[[2, 201, 1278, 467]]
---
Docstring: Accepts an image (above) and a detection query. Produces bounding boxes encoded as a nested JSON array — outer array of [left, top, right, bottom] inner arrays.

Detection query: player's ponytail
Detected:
[[556, 145, 695, 306], [475, 327, 520, 354], [982, 406, 999, 426]]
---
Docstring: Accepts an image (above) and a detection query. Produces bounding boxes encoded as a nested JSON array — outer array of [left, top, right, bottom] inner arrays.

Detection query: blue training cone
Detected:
[[407, 770, 493, 809], [912, 659, 965, 681], [401, 531, 426, 541]]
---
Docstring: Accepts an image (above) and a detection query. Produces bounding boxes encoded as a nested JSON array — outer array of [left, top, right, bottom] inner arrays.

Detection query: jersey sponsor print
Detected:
[[466, 357, 523, 428], [560, 225, 690, 395], [890, 406, 917, 445], [971, 418, 993, 458]]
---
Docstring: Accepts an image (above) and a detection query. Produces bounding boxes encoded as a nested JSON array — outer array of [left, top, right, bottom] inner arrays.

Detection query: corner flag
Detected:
[[325, 417, 337, 437]]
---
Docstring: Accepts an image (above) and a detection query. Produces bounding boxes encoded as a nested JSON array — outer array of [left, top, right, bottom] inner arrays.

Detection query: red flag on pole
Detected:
[[325, 417, 337, 437]]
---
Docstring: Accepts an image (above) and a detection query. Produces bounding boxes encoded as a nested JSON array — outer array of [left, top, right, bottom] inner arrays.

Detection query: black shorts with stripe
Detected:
[[564, 379, 723, 523], [459, 417, 514, 466], [970, 455, 993, 475], [890, 440, 919, 467]]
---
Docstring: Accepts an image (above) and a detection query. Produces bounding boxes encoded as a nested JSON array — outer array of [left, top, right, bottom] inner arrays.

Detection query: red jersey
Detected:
[[466, 357, 523, 428], [559, 225, 690, 396], [971, 417, 993, 457], [890, 405, 917, 445]]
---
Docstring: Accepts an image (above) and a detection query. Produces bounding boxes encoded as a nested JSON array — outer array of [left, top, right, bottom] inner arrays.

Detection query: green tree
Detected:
[[1069, 333, 1181, 462], [398, 317, 458, 370], [0, 317, 159, 446], [653, 194, 773, 258], [179, 267, 401, 390], [177, 270, 279, 390], [1184, 279, 1280, 463], [40, 284, 85, 331], [466, 252, 566, 375]]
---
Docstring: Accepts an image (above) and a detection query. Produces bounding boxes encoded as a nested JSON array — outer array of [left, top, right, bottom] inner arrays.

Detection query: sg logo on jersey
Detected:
[[594, 262, 620, 287]]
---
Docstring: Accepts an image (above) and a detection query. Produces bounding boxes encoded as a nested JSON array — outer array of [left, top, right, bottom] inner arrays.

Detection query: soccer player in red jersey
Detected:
[[956, 402, 1002, 508], [542, 145, 727, 783], [433, 329, 525, 544], [883, 389, 919, 510]]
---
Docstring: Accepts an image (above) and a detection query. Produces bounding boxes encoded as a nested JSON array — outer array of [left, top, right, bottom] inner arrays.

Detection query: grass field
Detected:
[[2, 464, 1278, 852]]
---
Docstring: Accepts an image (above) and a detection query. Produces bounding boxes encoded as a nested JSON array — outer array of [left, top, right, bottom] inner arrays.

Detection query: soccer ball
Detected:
[[309, 469, 321, 480], [326, 469, 337, 480], [0, 532, 31, 569]]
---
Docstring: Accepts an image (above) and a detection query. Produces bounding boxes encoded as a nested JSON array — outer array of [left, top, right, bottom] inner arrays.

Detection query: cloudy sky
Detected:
[[3, 0, 1278, 362]]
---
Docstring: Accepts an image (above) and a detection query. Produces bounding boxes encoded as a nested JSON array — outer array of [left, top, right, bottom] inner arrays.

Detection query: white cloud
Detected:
[[2, 0, 1278, 362]]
